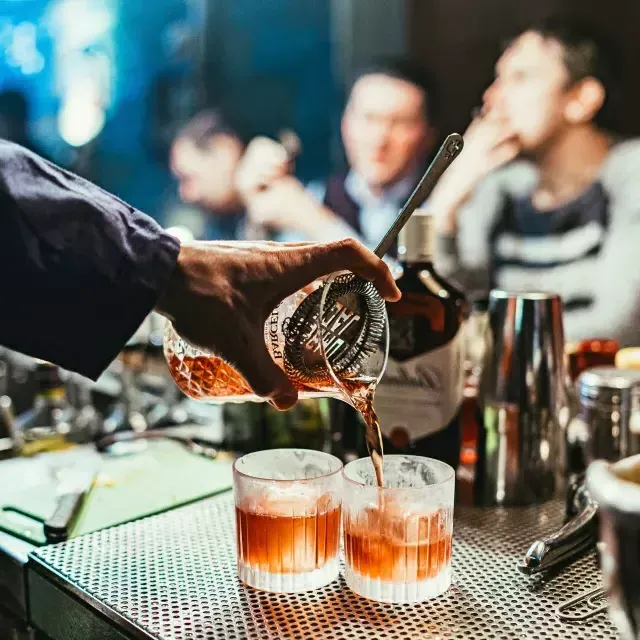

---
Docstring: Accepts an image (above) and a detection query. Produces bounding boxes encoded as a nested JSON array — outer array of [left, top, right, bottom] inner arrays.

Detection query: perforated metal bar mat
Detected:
[[30, 493, 619, 640]]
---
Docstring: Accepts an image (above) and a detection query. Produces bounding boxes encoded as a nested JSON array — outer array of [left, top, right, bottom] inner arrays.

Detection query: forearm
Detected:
[[247, 178, 362, 243], [427, 171, 477, 237], [433, 231, 490, 295], [428, 165, 517, 297], [0, 141, 180, 379], [426, 195, 492, 294], [281, 186, 353, 240]]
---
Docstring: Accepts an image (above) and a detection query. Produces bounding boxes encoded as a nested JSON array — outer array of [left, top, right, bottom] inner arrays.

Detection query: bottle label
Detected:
[[374, 327, 464, 441]]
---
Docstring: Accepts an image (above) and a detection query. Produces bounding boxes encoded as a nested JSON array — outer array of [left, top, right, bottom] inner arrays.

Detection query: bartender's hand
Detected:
[[429, 109, 521, 234], [156, 239, 401, 410]]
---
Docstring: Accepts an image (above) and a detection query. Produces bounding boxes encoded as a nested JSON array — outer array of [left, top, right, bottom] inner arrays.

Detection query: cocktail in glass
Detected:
[[233, 449, 342, 593], [343, 455, 454, 603]]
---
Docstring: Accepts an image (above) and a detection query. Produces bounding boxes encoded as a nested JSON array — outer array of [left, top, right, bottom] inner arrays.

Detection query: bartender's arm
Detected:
[[0, 141, 399, 410]]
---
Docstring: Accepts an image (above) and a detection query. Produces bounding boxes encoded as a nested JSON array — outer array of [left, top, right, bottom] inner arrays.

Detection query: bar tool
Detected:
[[556, 587, 608, 623], [374, 133, 463, 258], [520, 367, 640, 576], [476, 290, 568, 506], [44, 467, 97, 543], [96, 429, 219, 460], [519, 478, 597, 575]]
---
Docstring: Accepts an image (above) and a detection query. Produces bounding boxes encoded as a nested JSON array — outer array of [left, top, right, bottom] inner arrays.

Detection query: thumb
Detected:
[[234, 337, 298, 411]]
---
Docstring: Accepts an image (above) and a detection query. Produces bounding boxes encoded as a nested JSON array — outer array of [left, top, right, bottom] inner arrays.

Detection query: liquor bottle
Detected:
[[373, 211, 467, 470]]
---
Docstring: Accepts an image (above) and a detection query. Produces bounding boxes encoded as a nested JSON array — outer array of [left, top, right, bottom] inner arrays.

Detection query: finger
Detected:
[[259, 166, 289, 186], [467, 113, 515, 149], [233, 335, 298, 411], [251, 139, 289, 163], [252, 167, 279, 183], [464, 115, 485, 136], [276, 239, 401, 302]]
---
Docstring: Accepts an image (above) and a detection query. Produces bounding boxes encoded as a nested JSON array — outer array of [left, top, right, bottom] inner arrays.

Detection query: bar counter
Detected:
[[26, 491, 618, 640]]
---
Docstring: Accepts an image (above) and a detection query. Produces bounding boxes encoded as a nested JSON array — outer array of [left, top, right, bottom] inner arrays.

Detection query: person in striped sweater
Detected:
[[428, 16, 640, 346]]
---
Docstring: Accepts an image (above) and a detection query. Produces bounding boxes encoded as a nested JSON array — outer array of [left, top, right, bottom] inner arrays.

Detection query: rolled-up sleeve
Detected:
[[0, 140, 180, 379]]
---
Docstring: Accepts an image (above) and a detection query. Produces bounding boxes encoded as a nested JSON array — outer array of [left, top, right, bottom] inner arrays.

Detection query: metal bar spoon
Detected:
[[357, 132, 465, 474], [374, 132, 464, 258]]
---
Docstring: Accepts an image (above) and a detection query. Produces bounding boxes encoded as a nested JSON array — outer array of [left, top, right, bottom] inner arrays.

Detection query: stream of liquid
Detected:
[[167, 351, 385, 486], [341, 378, 384, 488]]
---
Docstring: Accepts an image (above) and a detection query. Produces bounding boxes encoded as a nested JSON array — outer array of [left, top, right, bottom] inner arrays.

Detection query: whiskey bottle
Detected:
[[373, 211, 467, 470]]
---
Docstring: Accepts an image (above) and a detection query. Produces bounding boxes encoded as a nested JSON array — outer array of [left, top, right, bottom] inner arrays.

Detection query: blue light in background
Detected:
[[0, 0, 200, 218], [0, 0, 338, 222]]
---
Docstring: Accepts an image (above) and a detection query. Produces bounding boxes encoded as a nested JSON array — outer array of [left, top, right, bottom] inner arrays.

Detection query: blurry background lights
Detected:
[[57, 85, 105, 147]]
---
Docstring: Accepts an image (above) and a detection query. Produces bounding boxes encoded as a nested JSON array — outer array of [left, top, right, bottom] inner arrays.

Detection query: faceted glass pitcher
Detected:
[[164, 273, 389, 403]]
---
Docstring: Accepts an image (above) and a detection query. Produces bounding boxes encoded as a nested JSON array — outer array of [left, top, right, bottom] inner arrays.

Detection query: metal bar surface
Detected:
[[28, 492, 619, 640], [0, 529, 34, 620]]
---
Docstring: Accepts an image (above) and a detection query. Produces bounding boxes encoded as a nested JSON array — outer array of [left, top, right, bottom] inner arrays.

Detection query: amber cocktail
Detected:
[[233, 449, 342, 593], [343, 455, 454, 603]]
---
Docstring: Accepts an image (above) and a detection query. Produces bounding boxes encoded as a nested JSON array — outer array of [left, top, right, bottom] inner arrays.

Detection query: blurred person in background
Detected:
[[235, 58, 439, 257], [170, 109, 249, 241], [426, 16, 640, 346]]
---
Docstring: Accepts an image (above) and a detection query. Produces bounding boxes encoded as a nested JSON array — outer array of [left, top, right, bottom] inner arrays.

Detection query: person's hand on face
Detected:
[[235, 136, 292, 203], [428, 106, 521, 230], [459, 109, 522, 185], [156, 239, 401, 410]]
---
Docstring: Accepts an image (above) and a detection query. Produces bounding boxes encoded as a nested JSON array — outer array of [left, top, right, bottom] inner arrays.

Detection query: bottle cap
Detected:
[[397, 211, 434, 263]]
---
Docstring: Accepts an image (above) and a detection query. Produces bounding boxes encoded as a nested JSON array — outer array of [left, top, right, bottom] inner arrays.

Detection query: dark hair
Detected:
[[513, 15, 621, 129], [350, 57, 440, 125], [176, 109, 243, 149]]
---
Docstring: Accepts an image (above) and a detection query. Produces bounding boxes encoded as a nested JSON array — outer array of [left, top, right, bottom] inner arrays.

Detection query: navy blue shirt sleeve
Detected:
[[0, 140, 180, 380]]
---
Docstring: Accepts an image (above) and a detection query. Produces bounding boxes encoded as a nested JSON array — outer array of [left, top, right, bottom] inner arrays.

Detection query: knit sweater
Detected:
[[434, 139, 640, 346]]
